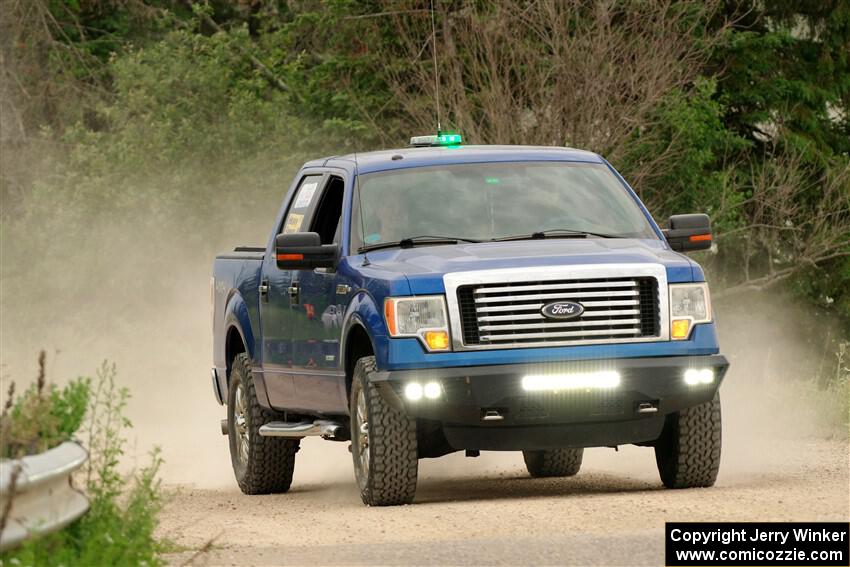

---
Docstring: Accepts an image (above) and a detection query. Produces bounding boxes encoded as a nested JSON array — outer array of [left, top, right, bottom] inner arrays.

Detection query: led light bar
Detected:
[[409, 132, 463, 147], [522, 371, 621, 392]]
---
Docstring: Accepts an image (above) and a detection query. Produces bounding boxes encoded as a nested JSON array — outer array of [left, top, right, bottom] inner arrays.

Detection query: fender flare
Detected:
[[221, 292, 271, 407], [223, 291, 256, 371], [340, 290, 383, 377]]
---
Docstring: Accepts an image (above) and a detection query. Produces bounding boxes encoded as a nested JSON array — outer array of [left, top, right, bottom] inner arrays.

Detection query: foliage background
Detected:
[[1, 0, 848, 353]]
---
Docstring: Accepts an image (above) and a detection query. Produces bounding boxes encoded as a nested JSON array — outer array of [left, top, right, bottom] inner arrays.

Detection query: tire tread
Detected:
[[655, 391, 722, 488], [230, 353, 300, 495], [352, 356, 418, 506], [523, 448, 583, 478]]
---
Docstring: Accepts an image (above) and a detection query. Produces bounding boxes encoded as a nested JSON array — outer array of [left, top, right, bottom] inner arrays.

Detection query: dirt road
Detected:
[[159, 437, 849, 566]]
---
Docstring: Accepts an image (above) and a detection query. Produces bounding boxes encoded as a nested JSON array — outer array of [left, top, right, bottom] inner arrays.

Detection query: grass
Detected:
[[818, 341, 850, 435], [790, 340, 850, 438], [0, 354, 164, 566]]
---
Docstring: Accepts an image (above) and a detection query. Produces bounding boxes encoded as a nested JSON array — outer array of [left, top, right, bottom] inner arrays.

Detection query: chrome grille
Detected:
[[446, 265, 668, 350]]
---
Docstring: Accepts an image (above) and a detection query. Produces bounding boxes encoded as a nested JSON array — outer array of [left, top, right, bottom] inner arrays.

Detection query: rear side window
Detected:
[[281, 175, 322, 235]]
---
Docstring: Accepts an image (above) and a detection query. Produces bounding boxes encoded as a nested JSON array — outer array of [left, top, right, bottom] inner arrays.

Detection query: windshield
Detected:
[[351, 162, 657, 251]]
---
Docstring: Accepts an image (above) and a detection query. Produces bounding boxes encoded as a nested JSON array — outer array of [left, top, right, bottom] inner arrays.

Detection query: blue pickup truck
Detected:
[[211, 135, 728, 506]]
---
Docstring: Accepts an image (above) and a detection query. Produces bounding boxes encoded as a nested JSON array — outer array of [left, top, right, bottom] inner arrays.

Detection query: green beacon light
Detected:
[[409, 132, 463, 147]]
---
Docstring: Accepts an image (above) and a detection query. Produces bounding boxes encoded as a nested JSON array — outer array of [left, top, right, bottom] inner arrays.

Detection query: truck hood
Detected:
[[359, 239, 697, 294]]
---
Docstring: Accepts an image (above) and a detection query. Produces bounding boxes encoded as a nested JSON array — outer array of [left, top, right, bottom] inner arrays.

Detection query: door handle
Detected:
[[288, 281, 299, 304], [336, 284, 352, 295], [259, 279, 269, 302]]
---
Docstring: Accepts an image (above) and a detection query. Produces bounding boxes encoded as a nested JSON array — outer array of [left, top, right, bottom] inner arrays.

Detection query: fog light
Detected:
[[522, 371, 621, 392], [404, 382, 424, 401], [424, 381, 442, 399], [684, 368, 714, 385]]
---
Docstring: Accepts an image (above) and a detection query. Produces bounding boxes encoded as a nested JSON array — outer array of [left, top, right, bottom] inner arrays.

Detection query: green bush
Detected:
[[0, 353, 89, 459], [0, 358, 163, 566]]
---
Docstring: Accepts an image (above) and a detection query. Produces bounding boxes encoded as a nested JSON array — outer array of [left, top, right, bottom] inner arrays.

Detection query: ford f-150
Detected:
[[211, 135, 728, 506]]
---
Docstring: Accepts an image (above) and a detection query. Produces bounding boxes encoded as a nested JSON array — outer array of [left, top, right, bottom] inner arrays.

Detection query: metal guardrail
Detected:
[[0, 441, 90, 552]]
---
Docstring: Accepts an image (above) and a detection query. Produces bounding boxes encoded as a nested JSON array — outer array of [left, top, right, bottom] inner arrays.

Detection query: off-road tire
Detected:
[[522, 448, 584, 478], [228, 353, 300, 494], [350, 356, 418, 506], [654, 391, 722, 488]]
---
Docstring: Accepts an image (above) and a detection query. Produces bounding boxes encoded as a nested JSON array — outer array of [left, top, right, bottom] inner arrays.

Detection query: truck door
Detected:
[[259, 173, 326, 408], [288, 174, 348, 414]]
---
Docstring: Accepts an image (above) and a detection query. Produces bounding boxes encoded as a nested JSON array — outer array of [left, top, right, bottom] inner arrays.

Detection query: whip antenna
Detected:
[[429, 0, 441, 131], [353, 150, 368, 260]]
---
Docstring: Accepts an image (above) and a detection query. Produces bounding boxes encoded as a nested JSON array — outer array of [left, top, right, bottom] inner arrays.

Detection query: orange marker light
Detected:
[[384, 300, 397, 335], [276, 253, 304, 261], [424, 330, 450, 351], [689, 234, 712, 243], [671, 319, 691, 340]]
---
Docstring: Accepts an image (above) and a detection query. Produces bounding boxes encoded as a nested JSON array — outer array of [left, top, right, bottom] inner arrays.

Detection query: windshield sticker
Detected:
[[283, 213, 304, 234], [293, 182, 318, 209], [364, 233, 381, 244]]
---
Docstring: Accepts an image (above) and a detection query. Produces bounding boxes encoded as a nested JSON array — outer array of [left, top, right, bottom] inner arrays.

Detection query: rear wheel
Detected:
[[350, 356, 418, 506], [523, 448, 583, 478], [654, 392, 722, 488], [227, 353, 300, 494]]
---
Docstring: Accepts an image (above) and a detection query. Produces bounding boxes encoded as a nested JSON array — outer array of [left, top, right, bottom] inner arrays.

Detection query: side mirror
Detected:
[[275, 232, 337, 269], [663, 214, 712, 252]]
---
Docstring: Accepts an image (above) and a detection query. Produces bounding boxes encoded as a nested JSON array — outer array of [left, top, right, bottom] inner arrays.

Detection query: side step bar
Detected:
[[220, 419, 347, 440], [260, 420, 345, 439]]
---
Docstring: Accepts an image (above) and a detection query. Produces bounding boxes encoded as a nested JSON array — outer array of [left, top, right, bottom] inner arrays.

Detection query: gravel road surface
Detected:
[[159, 437, 848, 566]]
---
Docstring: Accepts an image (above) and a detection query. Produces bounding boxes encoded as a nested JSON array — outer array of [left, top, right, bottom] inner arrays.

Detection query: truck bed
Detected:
[[212, 248, 265, 373], [216, 247, 265, 261]]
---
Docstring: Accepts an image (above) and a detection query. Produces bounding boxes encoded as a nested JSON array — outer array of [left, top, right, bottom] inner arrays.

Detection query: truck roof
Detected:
[[303, 145, 604, 175]]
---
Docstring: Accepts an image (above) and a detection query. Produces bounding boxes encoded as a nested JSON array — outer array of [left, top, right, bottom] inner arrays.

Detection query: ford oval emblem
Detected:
[[541, 301, 584, 320]]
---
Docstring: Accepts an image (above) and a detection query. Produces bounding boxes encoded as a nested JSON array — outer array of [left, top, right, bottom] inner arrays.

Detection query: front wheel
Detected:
[[654, 391, 722, 488], [227, 353, 300, 494], [350, 356, 418, 506]]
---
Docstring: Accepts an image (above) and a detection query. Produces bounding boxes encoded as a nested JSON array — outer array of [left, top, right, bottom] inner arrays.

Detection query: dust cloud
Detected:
[[0, 188, 273, 486], [1, 191, 847, 491]]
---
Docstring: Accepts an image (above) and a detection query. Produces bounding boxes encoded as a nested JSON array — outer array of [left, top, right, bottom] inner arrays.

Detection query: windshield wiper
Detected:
[[492, 228, 622, 242], [358, 235, 482, 253]]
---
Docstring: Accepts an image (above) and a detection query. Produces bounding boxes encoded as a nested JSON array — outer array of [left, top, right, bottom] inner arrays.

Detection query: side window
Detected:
[[309, 176, 345, 245], [280, 175, 323, 235]]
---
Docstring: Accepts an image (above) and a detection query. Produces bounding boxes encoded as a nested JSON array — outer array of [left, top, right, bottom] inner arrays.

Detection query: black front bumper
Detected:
[[371, 355, 728, 451]]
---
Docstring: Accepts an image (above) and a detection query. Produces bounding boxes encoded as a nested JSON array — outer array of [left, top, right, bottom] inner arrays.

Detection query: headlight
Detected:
[[669, 283, 712, 340], [384, 296, 450, 351]]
